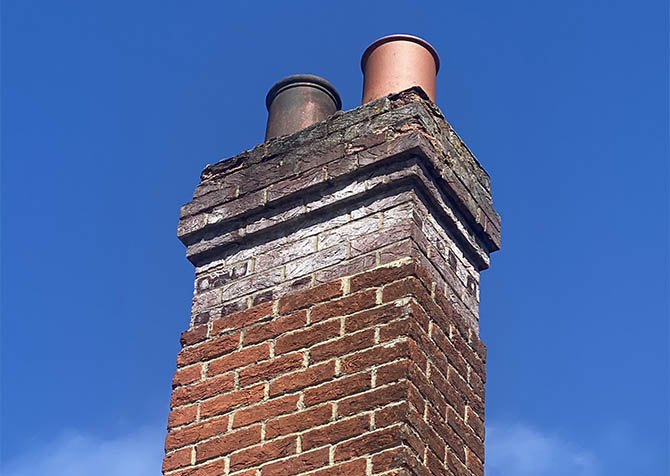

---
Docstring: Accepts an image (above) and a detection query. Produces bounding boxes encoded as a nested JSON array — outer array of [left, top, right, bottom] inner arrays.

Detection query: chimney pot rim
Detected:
[[265, 74, 342, 111], [361, 34, 440, 73]]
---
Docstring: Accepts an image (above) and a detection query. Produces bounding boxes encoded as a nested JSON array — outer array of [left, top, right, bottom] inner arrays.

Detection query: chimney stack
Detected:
[[163, 36, 499, 476]]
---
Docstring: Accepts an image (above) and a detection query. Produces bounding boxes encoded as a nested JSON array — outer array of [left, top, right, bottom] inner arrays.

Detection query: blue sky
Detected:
[[2, 1, 667, 475]]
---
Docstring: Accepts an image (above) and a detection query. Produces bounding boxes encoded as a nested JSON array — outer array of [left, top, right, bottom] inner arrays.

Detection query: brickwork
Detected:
[[164, 87, 499, 475], [164, 261, 486, 475]]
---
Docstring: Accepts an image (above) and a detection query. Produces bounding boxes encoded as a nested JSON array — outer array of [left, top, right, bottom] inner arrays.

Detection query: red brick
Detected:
[[171, 457, 227, 476], [195, 425, 261, 462], [303, 372, 371, 406], [207, 342, 271, 376], [349, 262, 414, 293], [466, 446, 484, 476], [310, 289, 377, 322], [374, 402, 408, 428], [303, 459, 367, 476], [426, 405, 464, 463], [265, 404, 332, 439], [170, 372, 235, 407], [376, 360, 409, 386], [447, 448, 470, 476], [275, 319, 340, 355], [269, 361, 336, 397], [432, 324, 469, 378], [261, 448, 330, 476], [425, 448, 447, 476], [229, 436, 296, 472], [243, 311, 307, 346], [406, 404, 445, 462], [177, 332, 241, 366], [447, 407, 484, 461], [466, 407, 485, 440], [340, 340, 409, 374], [172, 364, 202, 388], [232, 394, 300, 428], [338, 382, 407, 417], [211, 302, 274, 335], [278, 281, 343, 314], [168, 405, 198, 429], [238, 351, 304, 387], [344, 302, 406, 333], [381, 276, 426, 303], [378, 318, 410, 342], [334, 425, 402, 461], [200, 384, 265, 419], [165, 415, 229, 450], [372, 446, 413, 472], [301, 415, 370, 451], [310, 328, 375, 363], [180, 325, 208, 347], [162, 447, 191, 472], [430, 363, 465, 417], [408, 362, 448, 417]]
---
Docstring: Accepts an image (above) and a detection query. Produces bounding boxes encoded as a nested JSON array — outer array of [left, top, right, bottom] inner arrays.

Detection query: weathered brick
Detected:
[[232, 394, 300, 428], [340, 340, 409, 374], [310, 289, 377, 323], [238, 351, 304, 387], [177, 332, 241, 366], [170, 372, 235, 407], [376, 360, 410, 386], [229, 436, 296, 472], [243, 311, 307, 346], [211, 302, 273, 335], [180, 325, 208, 347], [374, 402, 408, 428], [265, 404, 332, 439], [165, 415, 229, 450], [200, 384, 265, 419], [303, 372, 371, 407], [303, 459, 367, 476], [447, 407, 484, 461], [269, 361, 336, 397], [172, 364, 202, 388], [278, 281, 343, 314], [274, 319, 340, 355], [334, 425, 402, 461], [309, 328, 375, 363], [338, 382, 407, 417], [168, 405, 198, 429], [344, 302, 406, 333], [207, 342, 271, 376], [162, 447, 192, 472], [301, 415, 370, 451], [195, 425, 261, 462], [349, 262, 414, 293], [261, 448, 330, 476]]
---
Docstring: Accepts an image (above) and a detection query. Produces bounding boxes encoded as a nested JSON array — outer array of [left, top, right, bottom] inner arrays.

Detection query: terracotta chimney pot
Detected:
[[361, 34, 440, 103], [265, 74, 342, 141]]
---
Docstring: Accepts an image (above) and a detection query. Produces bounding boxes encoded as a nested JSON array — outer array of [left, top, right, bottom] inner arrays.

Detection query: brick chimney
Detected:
[[163, 42, 500, 476]]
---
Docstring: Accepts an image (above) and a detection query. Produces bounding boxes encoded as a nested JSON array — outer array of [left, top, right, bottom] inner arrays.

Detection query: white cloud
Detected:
[[486, 423, 599, 476], [3, 426, 165, 476]]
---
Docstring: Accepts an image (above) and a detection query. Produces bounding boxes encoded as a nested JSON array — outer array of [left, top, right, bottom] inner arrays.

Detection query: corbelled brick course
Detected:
[[163, 87, 499, 475]]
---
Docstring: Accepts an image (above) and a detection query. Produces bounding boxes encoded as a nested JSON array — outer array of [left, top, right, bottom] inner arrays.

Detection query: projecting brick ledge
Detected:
[[164, 260, 486, 476], [177, 88, 500, 268]]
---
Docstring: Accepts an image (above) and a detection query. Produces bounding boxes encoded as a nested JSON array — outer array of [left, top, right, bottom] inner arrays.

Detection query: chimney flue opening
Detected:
[[264, 74, 342, 141], [361, 34, 440, 104]]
